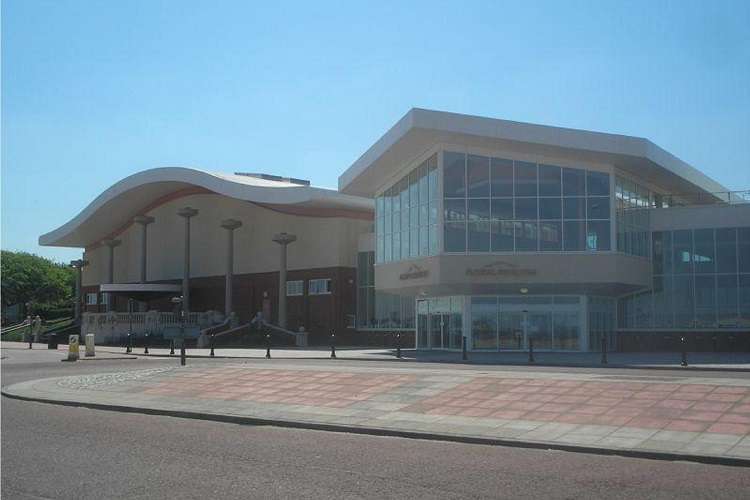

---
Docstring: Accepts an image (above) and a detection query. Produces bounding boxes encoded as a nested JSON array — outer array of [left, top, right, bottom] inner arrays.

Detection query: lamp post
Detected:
[[102, 239, 121, 312], [26, 302, 32, 349], [177, 208, 199, 314], [171, 295, 186, 366], [221, 219, 242, 318], [272, 232, 297, 330], [70, 259, 89, 323], [126, 298, 134, 353]]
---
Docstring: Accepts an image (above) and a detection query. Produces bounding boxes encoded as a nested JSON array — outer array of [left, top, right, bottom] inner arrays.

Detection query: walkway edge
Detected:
[[3, 387, 749, 468]]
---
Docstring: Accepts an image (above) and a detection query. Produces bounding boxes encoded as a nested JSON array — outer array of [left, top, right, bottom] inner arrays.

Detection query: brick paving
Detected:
[[5, 363, 750, 462]]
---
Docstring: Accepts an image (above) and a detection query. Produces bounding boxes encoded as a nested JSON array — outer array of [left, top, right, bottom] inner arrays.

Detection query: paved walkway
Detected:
[[4, 361, 750, 464]]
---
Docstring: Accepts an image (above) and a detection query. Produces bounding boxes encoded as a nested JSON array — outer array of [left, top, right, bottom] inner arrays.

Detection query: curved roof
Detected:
[[339, 108, 732, 199], [40, 167, 373, 248]]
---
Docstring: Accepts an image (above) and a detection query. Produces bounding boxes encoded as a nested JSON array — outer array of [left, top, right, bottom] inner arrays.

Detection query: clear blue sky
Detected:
[[2, 0, 749, 263]]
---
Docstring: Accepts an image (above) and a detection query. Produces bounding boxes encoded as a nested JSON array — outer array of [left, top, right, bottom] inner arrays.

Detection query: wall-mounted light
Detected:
[[520, 287, 529, 294]]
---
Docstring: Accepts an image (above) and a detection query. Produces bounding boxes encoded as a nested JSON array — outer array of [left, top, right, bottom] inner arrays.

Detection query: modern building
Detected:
[[41, 109, 750, 351]]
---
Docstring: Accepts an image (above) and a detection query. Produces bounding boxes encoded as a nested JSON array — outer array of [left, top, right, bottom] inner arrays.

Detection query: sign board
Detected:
[[399, 264, 429, 280], [465, 261, 536, 278]]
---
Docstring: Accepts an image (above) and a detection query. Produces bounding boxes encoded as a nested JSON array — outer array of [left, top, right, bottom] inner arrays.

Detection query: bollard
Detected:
[[126, 333, 132, 354], [265, 333, 271, 359], [396, 332, 402, 359], [601, 335, 608, 365], [85, 334, 95, 357], [170, 339, 175, 355], [680, 336, 688, 367], [462, 336, 468, 361], [528, 338, 535, 363], [330, 332, 337, 359], [210, 333, 215, 357], [144, 333, 149, 354], [67, 335, 80, 362], [180, 341, 186, 366]]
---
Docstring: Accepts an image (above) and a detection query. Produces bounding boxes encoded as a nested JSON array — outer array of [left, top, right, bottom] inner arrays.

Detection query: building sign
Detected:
[[399, 264, 429, 280], [465, 261, 537, 277]]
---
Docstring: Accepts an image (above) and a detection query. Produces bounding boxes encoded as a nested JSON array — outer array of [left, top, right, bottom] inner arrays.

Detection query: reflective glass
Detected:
[[553, 311, 579, 350], [468, 199, 490, 220], [538, 164, 561, 196], [444, 222, 466, 252], [443, 152, 466, 198], [587, 221, 611, 251], [653, 275, 673, 328], [563, 168, 585, 196], [467, 155, 490, 197], [490, 199, 513, 220], [471, 297, 497, 349], [539, 221, 562, 251], [428, 155, 438, 200], [693, 229, 715, 274], [444, 199, 465, 221], [587, 197, 610, 219], [514, 161, 537, 196], [539, 198, 562, 219], [695, 275, 716, 327], [739, 228, 750, 273], [418, 162, 428, 202], [717, 274, 738, 327], [586, 171, 610, 196], [515, 222, 538, 251], [529, 312, 553, 349], [491, 221, 514, 251], [563, 221, 585, 251], [740, 275, 750, 325], [673, 230, 693, 274], [674, 275, 694, 327], [468, 221, 490, 252], [514, 198, 538, 220], [490, 158, 513, 197], [716, 228, 737, 274], [563, 197, 586, 219], [499, 312, 523, 349]]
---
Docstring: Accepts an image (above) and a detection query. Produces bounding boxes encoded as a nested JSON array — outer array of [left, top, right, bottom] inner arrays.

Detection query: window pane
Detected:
[[444, 222, 466, 252], [392, 232, 400, 260], [514, 161, 537, 196], [538, 164, 561, 196], [673, 230, 693, 274], [695, 275, 716, 328], [490, 199, 513, 220], [553, 311, 580, 350], [563, 197, 586, 219], [717, 274, 738, 327], [418, 162, 428, 203], [428, 154, 438, 200], [563, 167, 585, 196], [420, 226, 429, 255], [693, 229, 715, 274], [539, 221, 562, 251], [716, 228, 737, 274], [467, 155, 490, 197], [514, 198, 537, 220], [401, 230, 409, 258], [410, 228, 419, 257], [653, 276, 673, 328], [429, 225, 438, 255], [539, 198, 561, 219], [515, 221, 538, 251], [674, 275, 694, 328], [444, 199, 465, 221], [443, 152, 466, 198], [563, 221, 585, 251], [587, 221, 611, 251], [740, 274, 750, 325], [587, 197, 610, 220], [468, 221, 490, 252], [467, 199, 490, 220], [471, 297, 498, 349], [490, 157, 513, 197], [409, 170, 419, 206], [739, 228, 750, 273], [491, 221, 514, 251], [587, 171, 610, 196]]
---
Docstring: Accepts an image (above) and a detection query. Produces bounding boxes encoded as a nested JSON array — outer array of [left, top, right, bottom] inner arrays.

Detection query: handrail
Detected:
[[1, 320, 30, 335]]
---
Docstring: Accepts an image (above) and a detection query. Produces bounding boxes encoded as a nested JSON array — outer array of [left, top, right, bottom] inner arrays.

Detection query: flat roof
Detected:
[[338, 108, 732, 198], [40, 167, 373, 248]]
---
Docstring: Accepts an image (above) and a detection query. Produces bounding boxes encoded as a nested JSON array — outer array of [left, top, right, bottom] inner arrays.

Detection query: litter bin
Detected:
[[48, 333, 58, 350]]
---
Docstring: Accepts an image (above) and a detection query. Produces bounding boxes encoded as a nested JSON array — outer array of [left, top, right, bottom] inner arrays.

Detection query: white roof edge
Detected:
[[338, 108, 732, 195], [40, 166, 373, 247]]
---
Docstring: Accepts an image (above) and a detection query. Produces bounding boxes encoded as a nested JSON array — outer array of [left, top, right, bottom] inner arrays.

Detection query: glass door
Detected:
[[429, 313, 444, 349], [499, 311, 523, 349]]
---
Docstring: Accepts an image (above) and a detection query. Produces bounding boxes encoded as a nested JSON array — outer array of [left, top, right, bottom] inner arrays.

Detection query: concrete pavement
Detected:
[[4, 360, 750, 465]]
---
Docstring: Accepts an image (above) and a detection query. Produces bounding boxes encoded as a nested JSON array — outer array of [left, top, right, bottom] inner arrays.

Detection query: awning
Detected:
[[99, 283, 182, 301]]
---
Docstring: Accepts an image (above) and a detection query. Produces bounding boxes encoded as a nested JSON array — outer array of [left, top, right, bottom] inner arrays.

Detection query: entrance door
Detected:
[[429, 313, 449, 349]]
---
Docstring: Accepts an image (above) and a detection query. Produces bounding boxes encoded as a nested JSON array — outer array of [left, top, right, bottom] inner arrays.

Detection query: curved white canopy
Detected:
[[40, 167, 373, 248]]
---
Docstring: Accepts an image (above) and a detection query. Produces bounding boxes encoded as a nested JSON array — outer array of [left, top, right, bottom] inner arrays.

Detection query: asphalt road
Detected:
[[2, 345, 750, 499]]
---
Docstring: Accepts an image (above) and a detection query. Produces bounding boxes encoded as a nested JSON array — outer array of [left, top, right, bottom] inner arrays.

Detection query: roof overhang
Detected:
[[40, 167, 373, 248], [338, 108, 731, 199], [99, 283, 182, 301]]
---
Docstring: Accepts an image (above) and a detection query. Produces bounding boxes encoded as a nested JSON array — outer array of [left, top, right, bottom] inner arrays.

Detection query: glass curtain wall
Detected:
[[356, 251, 415, 330], [615, 176, 655, 257], [416, 296, 464, 349], [469, 296, 584, 351], [375, 154, 438, 264], [619, 227, 750, 330], [443, 152, 611, 253]]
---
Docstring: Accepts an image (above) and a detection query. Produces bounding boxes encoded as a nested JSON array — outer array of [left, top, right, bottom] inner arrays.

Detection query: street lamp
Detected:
[[126, 298, 134, 353], [171, 295, 186, 366], [26, 301, 32, 349]]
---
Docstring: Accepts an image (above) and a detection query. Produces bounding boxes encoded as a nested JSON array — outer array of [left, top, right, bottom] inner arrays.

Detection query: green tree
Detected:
[[1, 251, 75, 308]]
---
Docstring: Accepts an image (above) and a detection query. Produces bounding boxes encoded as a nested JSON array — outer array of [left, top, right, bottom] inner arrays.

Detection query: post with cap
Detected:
[[272, 232, 297, 330]]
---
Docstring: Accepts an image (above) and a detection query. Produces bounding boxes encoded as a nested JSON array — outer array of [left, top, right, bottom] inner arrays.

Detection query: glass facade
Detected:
[[356, 251, 415, 330], [444, 152, 611, 253], [619, 227, 750, 330], [375, 154, 438, 263], [615, 176, 655, 257], [416, 297, 464, 349]]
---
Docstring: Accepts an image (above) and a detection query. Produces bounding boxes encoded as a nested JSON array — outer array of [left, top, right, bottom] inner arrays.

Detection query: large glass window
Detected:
[[471, 297, 498, 349], [443, 151, 611, 254]]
